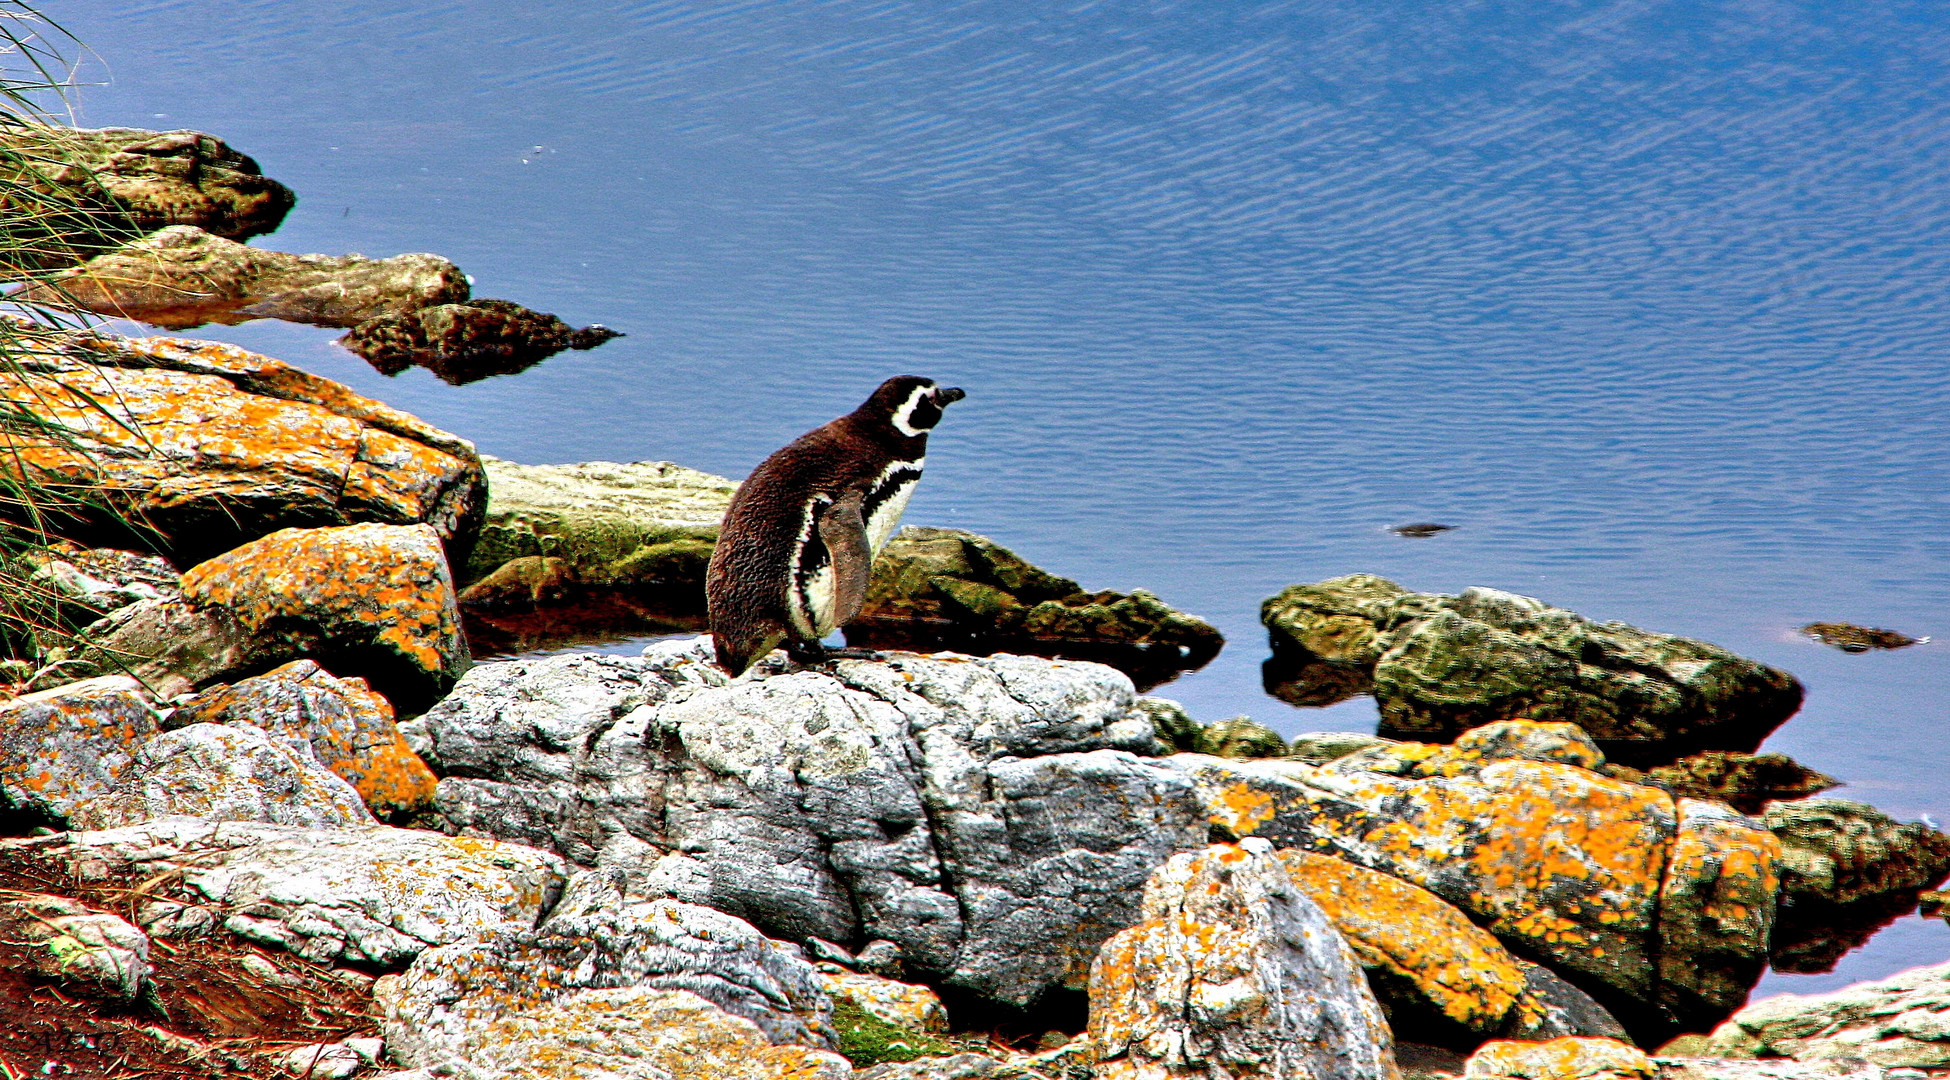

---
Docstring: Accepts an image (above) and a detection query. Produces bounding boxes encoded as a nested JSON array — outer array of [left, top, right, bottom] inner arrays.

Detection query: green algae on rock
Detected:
[[1261, 574, 1803, 766], [847, 526, 1224, 689]]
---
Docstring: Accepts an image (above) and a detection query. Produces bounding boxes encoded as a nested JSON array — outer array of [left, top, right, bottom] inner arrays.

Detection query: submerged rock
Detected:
[[0, 124, 294, 255], [1799, 623, 1925, 653], [1693, 958, 1950, 1068], [341, 298, 622, 384], [0, 323, 486, 566], [848, 527, 1224, 689], [1260, 574, 1803, 766], [410, 642, 1202, 1008], [1166, 720, 1783, 1038], [1086, 841, 1398, 1080], [20, 225, 468, 329]]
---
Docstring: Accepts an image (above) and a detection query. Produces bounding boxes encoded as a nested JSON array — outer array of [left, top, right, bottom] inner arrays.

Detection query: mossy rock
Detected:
[[466, 457, 735, 584], [1136, 698, 1286, 759], [829, 996, 966, 1067]]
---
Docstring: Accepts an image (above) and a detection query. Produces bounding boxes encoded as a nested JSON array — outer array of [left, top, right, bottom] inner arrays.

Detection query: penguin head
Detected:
[[857, 375, 966, 439]]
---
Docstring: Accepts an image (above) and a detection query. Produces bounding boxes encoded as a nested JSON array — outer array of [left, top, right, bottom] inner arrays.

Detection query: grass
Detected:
[[0, 1, 158, 681]]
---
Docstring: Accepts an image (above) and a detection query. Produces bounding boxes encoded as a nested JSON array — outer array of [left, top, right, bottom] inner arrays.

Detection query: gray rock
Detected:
[[69, 722, 376, 831], [415, 641, 1207, 1006], [1692, 959, 1950, 1068], [1261, 574, 1804, 766], [0, 892, 151, 999], [1087, 840, 1397, 1080], [1656, 1060, 1892, 1080], [0, 675, 162, 825], [1284, 731, 1394, 765], [13, 817, 565, 968]]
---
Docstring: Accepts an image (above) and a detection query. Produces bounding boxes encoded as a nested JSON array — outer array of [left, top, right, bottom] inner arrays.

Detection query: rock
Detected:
[[1460, 1037, 1654, 1079], [386, 986, 852, 1080], [11, 817, 565, 968], [1086, 841, 1398, 1080], [0, 674, 161, 827], [1165, 719, 1782, 1037], [1140, 698, 1287, 758], [856, 1054, 1011, 1079], [0, 322, 486, 565], [22, 542, 178, 619], [170, 660, 437, 820], [169, 523, 469, 712], [822, 969, 949, 1033], [1799, 623, 1924, 653], [1656, 1060, 1893, 1080], [856, 939, 907, 978], [0, 891, 151, 999], [1763, 799, 1950, 974], [20, 225, 469, 330], [412, 642, 1205, 1007], [1285, 731, 1395, 765], [1622, 752, 1838, 815], [69, 722, 376, 830], [1765, 799, 1950, 907], [341, 298, 622, 384], [1277, 849, 1621, 1041], [1260, 575, 1804, 766], [848, 527, 1224, 689], [1693, 959, 1950, 1068], [276, 1041, 369, 1079], [376, 869, 842, 1075], [0, 124, 294, 252]]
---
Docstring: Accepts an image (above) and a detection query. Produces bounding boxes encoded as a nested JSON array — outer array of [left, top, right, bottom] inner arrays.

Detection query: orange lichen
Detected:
[[1464, 1036, 1655, 1080]]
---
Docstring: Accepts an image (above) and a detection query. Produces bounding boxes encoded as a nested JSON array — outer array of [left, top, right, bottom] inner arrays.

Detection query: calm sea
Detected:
[[63, 0, 1950, 997]]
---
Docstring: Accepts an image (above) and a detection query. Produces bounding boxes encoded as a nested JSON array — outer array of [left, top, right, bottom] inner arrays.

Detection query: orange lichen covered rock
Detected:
[[1165, 722, 1782, 1034], [0, 322, 484, 564], [1277, 849, 1532, 1033], [1462, 1037, 1654, 1079], [171, 660, 437, 820], [1087, 841, 1399, 1080], [181, 523, 468, 711], [67, 721, 376, 831], [0, 675, 161, 826]]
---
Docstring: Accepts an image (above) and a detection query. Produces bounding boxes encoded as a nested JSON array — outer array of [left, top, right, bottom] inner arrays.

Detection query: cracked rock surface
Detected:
[[409, 639, 1207, 1007]]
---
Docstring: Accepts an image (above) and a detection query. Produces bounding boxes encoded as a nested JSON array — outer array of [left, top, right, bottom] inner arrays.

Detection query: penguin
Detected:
[[707, 375, 966, 676]]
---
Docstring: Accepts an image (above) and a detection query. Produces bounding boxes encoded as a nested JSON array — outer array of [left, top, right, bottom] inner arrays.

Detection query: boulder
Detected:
[[1141, 698, 1286, 759], [1656, 1060, 1893, 1080], [1620, 752, 1838, 815], [1260, 575, 1803, 766], [1086, 841, 1398, 1080], [172, 523, 467, 712], [20, 225, 468, 330], [848, 527, 1223, 689], [0, 891, 151, 999], [821, 969, 950, 1034], [1278, 849, 1623, 1042], [1164, 720, 1782, 1037], [376, 868, 845, 1077], [1763, 799, 1950, 975], [0, 124, 294, 250], [340, 298, 622, 384], [0, 674, 161, 826], [8, 817, 565, 968], [1460, 1037, 1653, 1079], [170, 660, 437, 820], [68, 722, 376, 830], [409, 641, 1206, 1007], [0, 322, 486, 565], [1692, 959, 1950, 1068]]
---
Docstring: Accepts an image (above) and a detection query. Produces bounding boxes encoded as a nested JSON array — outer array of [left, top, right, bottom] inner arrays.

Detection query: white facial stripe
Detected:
[[890, 385, 937, 437]]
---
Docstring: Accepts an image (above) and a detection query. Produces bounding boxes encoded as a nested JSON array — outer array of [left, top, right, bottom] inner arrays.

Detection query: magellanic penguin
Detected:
[[707, 375, 966, 676]]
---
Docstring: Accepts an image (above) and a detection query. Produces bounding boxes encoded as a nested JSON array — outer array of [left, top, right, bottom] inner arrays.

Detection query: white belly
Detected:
[[790, 562, 837, 639], [866, 479, 917, 554]]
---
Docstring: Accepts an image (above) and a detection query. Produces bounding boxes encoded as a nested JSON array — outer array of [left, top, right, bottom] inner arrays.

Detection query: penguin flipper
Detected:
[[817, 487, 873, 630]]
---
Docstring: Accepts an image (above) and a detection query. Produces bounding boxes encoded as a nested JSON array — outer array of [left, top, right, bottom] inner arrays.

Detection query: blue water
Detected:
[[61, 0, 1950, 999]]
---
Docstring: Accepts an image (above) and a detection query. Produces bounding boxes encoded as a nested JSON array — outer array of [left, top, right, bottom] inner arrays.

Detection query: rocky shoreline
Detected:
[[1, 126, 1947, 1080]]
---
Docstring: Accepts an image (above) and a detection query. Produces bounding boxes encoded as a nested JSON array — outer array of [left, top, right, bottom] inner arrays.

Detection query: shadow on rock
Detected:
[[340, 298, 622, 385]]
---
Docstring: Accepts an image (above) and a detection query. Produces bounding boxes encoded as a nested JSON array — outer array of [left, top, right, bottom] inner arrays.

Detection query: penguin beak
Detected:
[[937, 387, 966, 405]]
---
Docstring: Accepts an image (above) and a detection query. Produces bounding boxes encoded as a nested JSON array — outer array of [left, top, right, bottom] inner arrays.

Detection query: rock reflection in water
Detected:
[[1261, 651, 1374, 708]]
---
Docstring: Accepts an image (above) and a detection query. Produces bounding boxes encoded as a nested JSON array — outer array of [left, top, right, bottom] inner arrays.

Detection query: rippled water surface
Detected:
[[65, 0, 1950, 997]]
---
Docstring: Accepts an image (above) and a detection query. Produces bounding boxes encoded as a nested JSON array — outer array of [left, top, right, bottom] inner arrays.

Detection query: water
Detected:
[[60, 0, 1950, 999]]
